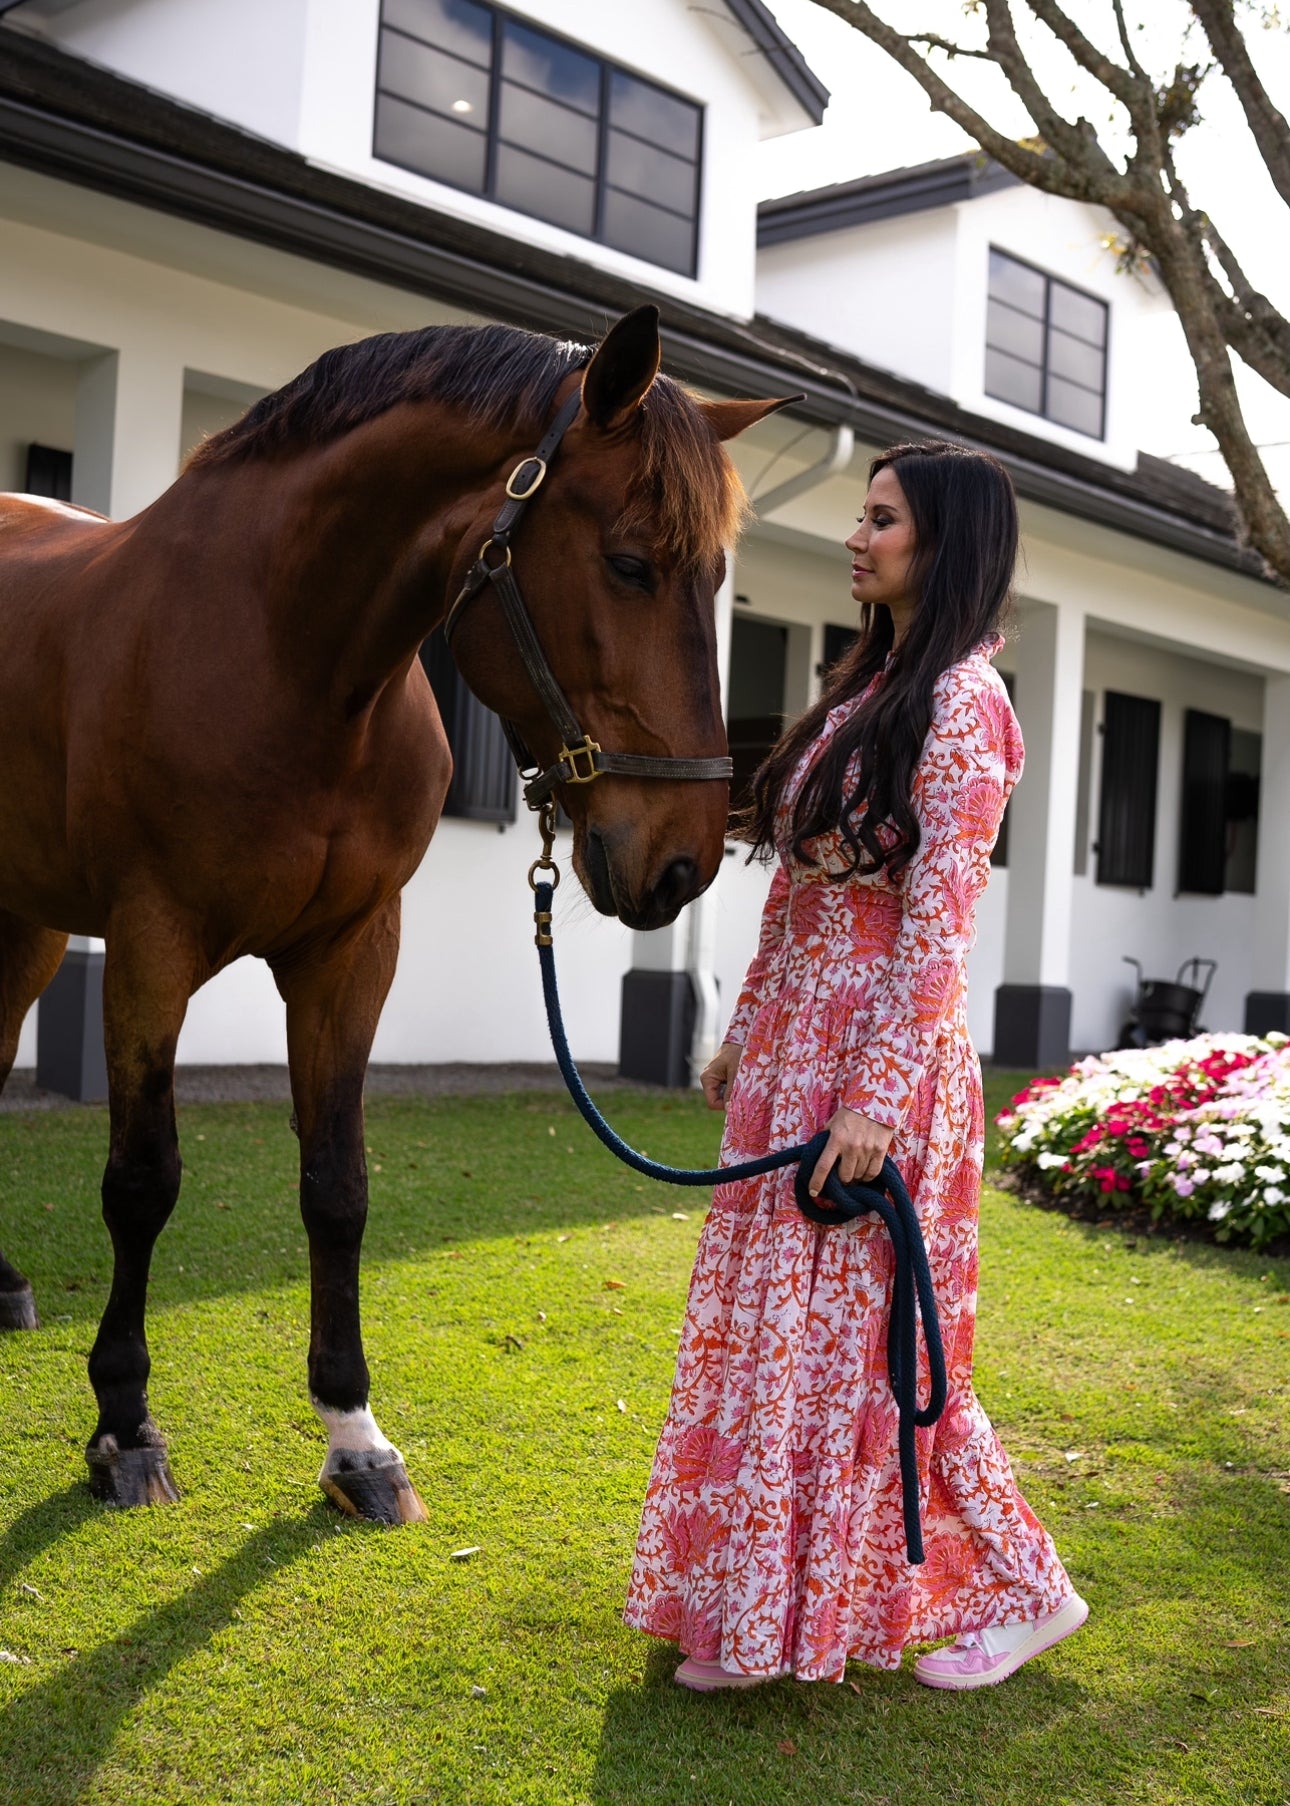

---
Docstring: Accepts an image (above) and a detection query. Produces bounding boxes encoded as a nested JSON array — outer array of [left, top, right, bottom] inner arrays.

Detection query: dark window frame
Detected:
[[985, 246, 1109, 440], [25, 443, 73, 501], [374, 0, 703, 277], [1177, 707, 1231, 896]]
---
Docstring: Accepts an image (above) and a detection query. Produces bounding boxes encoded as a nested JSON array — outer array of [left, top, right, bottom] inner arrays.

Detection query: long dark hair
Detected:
[[738, 440, 1017, 878]]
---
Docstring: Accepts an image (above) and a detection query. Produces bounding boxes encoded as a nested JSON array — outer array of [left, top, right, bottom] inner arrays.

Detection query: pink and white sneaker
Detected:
[[913, 1594, 1088, 1690], [674, 1657, 787, 1692]]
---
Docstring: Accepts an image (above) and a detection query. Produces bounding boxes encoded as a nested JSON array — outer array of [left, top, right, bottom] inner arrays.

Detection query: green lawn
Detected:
[[0, 1079, 1287, 1805]]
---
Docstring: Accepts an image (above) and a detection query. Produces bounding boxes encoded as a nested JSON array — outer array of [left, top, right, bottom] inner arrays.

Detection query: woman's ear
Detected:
[[581, 305, 662, 432]]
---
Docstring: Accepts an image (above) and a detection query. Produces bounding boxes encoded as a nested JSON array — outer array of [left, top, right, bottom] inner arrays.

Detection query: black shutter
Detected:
[[419, 630, 517, 824], [822, 623, 857, 672], [1177, 708, 1230, 895], [1096, 691, 1160, 888], [25, 444, 73, 500]]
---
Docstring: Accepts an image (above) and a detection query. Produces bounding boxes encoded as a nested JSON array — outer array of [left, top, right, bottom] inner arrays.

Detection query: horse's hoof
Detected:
[[86, 1434, 181, 1507], [0, 1285, 39, 1331], [320, 1447, 428, 1525]]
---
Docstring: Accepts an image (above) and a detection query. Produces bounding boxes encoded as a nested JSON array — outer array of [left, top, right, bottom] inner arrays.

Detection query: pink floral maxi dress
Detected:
[[624, 642, 1076, 1680]]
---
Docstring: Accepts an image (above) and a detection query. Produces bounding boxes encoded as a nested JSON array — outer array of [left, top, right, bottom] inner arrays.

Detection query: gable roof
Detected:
[[759, 151, 1019, 246], [0, 31, 1257, 583]]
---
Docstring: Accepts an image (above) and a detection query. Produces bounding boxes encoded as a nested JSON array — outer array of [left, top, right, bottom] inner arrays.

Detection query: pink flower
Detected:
[[1173, 1176, 1195, 1197]]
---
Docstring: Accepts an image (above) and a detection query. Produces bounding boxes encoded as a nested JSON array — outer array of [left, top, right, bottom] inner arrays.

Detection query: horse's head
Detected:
[[448, 306, 792, 931]]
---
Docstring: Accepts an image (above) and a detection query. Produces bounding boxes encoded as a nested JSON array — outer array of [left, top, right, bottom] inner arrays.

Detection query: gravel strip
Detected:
[[2, 1062, 654, 1112]]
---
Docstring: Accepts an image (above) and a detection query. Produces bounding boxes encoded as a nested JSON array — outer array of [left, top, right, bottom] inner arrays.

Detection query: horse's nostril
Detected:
[[654, 857, 699, 921]]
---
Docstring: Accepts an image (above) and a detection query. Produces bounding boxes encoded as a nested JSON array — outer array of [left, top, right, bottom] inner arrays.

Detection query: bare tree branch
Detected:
[[802, 0, 1290, 581], [1191, 0, 1290, 210], [1021, 0, 1145, 108]]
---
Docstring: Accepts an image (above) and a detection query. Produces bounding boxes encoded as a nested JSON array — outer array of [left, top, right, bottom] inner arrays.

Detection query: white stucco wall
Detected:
[[757, 209, 960, 396]]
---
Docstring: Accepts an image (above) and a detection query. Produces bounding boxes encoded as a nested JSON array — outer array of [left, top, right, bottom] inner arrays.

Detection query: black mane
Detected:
[[190, 323, 592, 465]]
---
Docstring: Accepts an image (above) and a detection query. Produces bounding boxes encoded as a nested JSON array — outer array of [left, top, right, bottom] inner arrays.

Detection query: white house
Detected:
[[1, 0, 1286, 1100]]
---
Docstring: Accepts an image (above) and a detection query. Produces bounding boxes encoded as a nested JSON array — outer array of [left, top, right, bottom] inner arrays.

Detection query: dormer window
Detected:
[[985, 248, 1108, 438], [374, 0, 702, 276]]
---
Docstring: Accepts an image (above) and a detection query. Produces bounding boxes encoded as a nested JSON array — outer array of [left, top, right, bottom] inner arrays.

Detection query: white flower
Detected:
[[1208, 1199, 1232, 1221], [1192, 1168, 1212, 1185], [1036, 1152, 1067, 1170], [1213, 1162, 1246, 1184], [1265, 1185, 1286, 1206]]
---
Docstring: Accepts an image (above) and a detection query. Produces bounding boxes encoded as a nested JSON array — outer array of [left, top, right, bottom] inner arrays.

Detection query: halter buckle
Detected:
[[505, 455, 547, 500], [560, 737, 602, 785]]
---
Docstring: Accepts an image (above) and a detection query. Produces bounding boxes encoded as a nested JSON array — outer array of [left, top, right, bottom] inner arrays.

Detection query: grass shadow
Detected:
[[0, 1484, 99, 1598], [0, 1510, 324, 1806]]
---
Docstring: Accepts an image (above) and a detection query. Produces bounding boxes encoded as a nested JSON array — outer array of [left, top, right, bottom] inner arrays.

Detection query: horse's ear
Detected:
[[581, 305, 662, 431], [700, 395, 803, 441]]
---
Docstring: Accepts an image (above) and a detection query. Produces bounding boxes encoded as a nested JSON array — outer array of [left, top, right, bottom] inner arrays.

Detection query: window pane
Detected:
[[378, 31, 491, 126], [985, 345, 1042, 412], [1047, 326, 1105, 391], [1050, 281, 1106, 347], [608, 69, 699, 160], [374, 93, 487, 191], [495, 141, 595, 235], [501, 18, 599, 116], [499, 80, 598, 174], [1048, 374, 1103, 436], [602, 186, 696, 273], [985, 296, 1044, 365], [988, 249, 1045, 319], [606, 128, 696, 215], [383, 0, 491, 67]]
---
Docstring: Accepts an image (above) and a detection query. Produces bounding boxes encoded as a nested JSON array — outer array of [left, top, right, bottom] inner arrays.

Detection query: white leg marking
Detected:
[[311, 1400, 401, 1478]]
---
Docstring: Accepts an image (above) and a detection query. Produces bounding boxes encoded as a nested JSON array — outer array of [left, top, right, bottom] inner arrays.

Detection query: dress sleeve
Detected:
[[723, 859, 790, 1046], [841, 668, 1018, 1129]]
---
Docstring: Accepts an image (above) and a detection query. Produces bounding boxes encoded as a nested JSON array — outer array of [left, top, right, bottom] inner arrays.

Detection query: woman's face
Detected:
[[845, 465, 919, 632]]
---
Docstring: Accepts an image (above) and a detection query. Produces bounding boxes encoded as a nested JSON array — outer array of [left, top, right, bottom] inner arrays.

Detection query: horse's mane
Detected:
[[188, 322, 745, 571]]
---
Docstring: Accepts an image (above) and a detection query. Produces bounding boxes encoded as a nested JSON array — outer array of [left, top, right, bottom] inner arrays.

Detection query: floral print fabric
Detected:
[[624, 641, 1075, 1680]]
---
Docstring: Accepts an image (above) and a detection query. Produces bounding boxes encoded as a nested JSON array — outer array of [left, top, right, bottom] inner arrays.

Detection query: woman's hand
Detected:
[[808, 1106, 893, 1198], [700, 1042, 742, 1112]]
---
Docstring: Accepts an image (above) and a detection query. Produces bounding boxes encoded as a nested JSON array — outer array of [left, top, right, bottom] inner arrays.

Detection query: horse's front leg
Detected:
[[85, 919, 194, 1506], [275, 899, 427, 1527]]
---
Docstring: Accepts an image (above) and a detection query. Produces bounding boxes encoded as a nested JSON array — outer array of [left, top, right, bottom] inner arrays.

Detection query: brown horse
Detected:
[[0, 304, 785, 1522]]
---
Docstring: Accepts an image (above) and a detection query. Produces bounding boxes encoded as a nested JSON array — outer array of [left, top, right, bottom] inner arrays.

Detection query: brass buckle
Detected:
[[560, 738, 602, 784], [479, 536, 512, 571], [505, 455, 547, 500]]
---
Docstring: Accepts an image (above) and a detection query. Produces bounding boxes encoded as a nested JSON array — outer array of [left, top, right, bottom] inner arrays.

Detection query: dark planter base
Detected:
[[992, 984, 1072, 1071], [1244, 991, 1290, 1036], [36, 947, 108, 1102], [619, 970, 695, 1089]]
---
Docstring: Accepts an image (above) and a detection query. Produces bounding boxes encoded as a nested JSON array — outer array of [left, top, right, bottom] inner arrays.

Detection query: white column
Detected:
[[995, 599, 1085, 1065], [1249, 673, 1290, 1022], [74, 344, 185, 519], [1003, 600, 1085, 986], [685, 548, 737, 1079], [621, 552, 735, 1083]]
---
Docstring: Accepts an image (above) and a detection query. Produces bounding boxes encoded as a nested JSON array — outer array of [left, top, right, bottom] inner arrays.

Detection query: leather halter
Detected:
[[442, 391, 734, 811]]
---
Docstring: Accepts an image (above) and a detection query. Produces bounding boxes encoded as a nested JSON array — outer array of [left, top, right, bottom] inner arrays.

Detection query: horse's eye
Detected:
[[606, 554, 654, 591]]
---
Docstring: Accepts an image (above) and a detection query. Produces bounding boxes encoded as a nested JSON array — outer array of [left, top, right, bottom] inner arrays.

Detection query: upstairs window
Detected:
[[985, 249, 1108, 439], [374, 0, 702, 276]]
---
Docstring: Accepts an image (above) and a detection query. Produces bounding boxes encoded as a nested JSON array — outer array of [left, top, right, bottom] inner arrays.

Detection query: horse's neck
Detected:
[[198, 410, 514, 705]]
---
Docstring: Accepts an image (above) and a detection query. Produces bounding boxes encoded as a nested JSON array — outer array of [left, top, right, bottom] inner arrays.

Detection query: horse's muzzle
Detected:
[[582, 830, 706, 930]]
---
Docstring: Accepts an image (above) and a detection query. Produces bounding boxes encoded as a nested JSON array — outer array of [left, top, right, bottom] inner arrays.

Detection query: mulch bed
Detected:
[[993, 1163, 1290, 1259]]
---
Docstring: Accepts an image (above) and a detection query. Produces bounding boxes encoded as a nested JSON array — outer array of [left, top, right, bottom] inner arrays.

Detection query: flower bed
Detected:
[[995, 1032, 1290, 1249]]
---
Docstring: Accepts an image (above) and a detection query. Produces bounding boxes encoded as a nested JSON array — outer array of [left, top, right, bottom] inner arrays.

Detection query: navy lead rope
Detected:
[[531, 877, 947, 1565]]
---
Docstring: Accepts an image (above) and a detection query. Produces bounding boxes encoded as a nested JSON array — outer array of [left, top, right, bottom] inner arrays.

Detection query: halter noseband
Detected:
[[442, 391, 733, 811]]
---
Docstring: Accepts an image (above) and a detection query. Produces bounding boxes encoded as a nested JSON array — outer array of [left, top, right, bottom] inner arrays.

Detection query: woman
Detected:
[[624, 441, 1086, 1692]]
